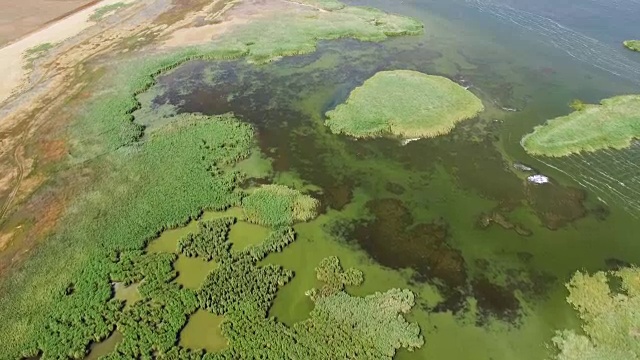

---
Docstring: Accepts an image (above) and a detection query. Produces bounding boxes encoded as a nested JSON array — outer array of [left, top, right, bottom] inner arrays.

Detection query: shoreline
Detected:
[[0, 0, 103, 50]]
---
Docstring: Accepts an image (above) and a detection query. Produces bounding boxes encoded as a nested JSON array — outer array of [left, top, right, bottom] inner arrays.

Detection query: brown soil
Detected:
[[0, 0, 99, 47]]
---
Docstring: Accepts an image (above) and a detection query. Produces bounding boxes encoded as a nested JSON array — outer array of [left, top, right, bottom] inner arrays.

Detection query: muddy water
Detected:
[[85, 331, 122, 360], [179, 310, 228, 352], [144, 0, 640, 358]]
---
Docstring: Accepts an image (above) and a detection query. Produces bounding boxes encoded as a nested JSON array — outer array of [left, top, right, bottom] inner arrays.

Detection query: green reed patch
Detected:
[[306, 255, 364, 299], [521, 95, 640, 157], [325, 70, 484, 139], [551, 267, 640, 360], [221, 256, 423, 359], [178, 218, 236, 261], [623, 40, 640, 52], [0, 114, 254, 359], [242, 184, 320, 227]]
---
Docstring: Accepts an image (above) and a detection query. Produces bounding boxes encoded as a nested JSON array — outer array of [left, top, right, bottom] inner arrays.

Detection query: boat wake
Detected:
[[536, 142, 640, 218], [465, 0, 640, 85]]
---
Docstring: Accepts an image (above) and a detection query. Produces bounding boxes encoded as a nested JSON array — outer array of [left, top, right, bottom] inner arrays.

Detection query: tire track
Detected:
[[0, 145, 25, 221]]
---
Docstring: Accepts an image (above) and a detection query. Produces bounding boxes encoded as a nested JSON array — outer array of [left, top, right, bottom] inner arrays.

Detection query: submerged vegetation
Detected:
[[242, 184, 320, 227], [324, 70, 484, 139], [522, 95, 640, 156], [552, 267, 640, 360], [623, 40, 640, 52]]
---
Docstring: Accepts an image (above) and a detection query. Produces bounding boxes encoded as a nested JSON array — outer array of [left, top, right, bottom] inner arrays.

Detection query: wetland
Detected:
[[1, 0, 640, 359]]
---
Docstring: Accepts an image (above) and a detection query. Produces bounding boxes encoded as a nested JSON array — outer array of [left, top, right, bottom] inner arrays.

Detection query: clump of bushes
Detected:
[[306, 256, 363, 300], [242, 184, 320, 227], [178, 218, 236, 261], [551, 267, 640, 360]]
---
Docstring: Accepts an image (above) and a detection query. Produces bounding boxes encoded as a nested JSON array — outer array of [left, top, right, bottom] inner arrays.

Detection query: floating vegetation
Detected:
[[623, 40, 640, 52], [551, 267, 640, 360], [242, 184, 320, 227], [522, 95, 640, 156], [325, 70, 484, 139]]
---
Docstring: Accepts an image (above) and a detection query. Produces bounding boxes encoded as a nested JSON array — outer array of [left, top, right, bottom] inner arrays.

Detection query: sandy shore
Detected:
[[0, 0, 100, 47], [0, 0, 137, 105]]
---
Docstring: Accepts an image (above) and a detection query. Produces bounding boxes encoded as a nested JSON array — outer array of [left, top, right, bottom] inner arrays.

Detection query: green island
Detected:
[[521, 95, 640, 157], [0, 1, 427, 358], [324, 70, 484, 139], [623, 40, 640, 52], [552, 267, 640, 360]]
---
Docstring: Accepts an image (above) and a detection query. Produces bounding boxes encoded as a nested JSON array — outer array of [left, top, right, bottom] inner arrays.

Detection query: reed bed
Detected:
[[623, 40, 640, 52], [522, 95, 640, 157], [325, 70, 484, 139]]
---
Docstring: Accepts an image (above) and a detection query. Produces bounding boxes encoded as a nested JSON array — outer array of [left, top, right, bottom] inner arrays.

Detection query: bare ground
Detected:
[[0, 0, 100, 47]]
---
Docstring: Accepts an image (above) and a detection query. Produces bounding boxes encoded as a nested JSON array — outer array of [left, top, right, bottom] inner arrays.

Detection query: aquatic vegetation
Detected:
[[1, 8, 425, 350], [324, 70, 484, 139], [521, 95, 640, 156], [178, 218, 236, 261], [551, 267, 640, 360], [293, 0, 345, 10], [623, 40, 640, 52], [242, 184, 320, 227], [213, 3, 423, 64], [306, 255, 364, 299], [90, 2, 131, 21], [0, 114, 254, 359]]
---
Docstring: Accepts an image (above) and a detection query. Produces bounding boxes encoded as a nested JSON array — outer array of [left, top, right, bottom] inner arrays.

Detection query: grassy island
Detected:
[[324, 70, 484, 139], [623, 40, 640, 52], [521, 95, 640, 157]]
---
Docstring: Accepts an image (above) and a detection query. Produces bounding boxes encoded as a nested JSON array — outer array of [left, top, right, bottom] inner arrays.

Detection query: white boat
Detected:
[[527, 174, 550, 184]]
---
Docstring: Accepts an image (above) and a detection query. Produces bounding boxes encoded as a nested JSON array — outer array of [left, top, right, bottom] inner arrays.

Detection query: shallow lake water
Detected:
[[179, 310, 228, 352], [141, 0, 640, 358]]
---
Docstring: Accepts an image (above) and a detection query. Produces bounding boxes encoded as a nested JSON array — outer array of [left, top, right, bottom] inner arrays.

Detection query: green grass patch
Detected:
[[90, 2, 130, 21], [521, 95, 640, 157], [623, 40, 640, 52], [324, 70, 484, 139], [551, 267, 640, 360], [242, 184, 320, 227], [23, 42, 54, 70]]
